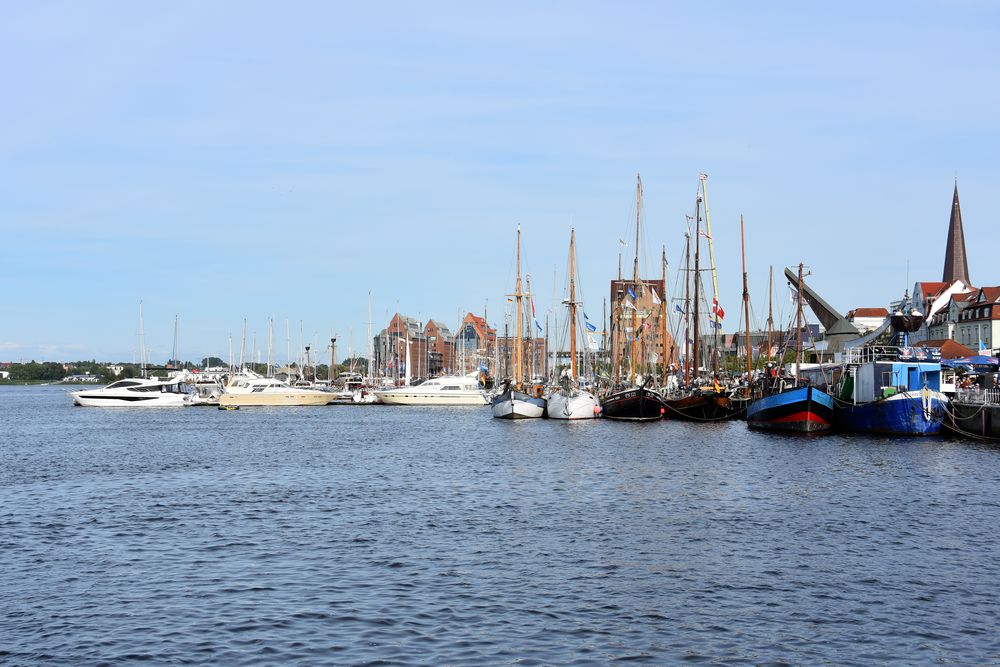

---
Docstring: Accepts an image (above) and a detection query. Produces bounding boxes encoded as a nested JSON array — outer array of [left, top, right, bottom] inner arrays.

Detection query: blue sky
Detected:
[[1, 1, 998, 363]]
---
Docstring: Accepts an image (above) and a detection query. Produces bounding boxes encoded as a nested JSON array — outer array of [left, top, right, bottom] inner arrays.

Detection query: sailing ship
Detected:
[[601, 174, 669, 421], [547, 228, 600, 420], [746, 263, 835, 433], [662, 175, 733, 421], [491, 226, 547, 419]]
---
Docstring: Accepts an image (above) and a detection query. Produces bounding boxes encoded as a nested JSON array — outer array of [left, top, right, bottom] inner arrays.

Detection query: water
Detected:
[[2, 385, 1000, 665]]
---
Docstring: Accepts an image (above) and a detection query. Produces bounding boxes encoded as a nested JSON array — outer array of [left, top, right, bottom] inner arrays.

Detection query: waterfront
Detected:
[[2, 385, 1000, 665]]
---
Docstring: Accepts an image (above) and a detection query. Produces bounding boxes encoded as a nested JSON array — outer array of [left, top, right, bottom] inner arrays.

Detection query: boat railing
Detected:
[[844, 346, 903, 364], [955, 387, 1000, 405]]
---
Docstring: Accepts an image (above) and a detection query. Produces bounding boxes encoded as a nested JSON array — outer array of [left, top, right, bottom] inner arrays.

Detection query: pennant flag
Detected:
[[623, 300, 638, 311], [651, 289, 662, 306], [586, 333, 600, 351], [710, 320, 723, 330], [627, 286, 637, 300], [699, 230, 713, 240], [583, 311, 591, 320], [530, 298, 536, 318], [716, 306, 725, 320], [674, 304, 684, 314], [619, 238, 627, 248], [585, 321, 597, 332], [534, 319, 542, 333]]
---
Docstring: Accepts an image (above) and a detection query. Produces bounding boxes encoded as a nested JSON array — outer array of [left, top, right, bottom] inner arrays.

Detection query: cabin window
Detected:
[[442, 386, 461, 391], [107, 381, 140, 389]]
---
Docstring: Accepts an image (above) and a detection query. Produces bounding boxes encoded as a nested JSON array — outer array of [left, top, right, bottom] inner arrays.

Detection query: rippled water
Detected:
[[2, 385, 1000, 665]]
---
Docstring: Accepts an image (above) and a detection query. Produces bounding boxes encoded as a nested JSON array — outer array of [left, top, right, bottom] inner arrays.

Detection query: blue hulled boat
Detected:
[[835, 347, 948, 435], [747, 381, 835, 433]]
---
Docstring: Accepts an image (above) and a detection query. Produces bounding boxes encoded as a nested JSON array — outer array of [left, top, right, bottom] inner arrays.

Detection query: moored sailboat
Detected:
[[547, 227, 600, 420], [662, 175, 732, 421], [491, 225, 547, 419], [600, 174, 668, 421]]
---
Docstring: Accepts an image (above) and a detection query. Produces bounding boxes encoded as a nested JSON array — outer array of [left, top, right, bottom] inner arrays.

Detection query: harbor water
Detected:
[[2, 385, 1000, 665]]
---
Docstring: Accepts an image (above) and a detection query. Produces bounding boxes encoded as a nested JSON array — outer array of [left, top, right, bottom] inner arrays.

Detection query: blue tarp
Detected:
[[940, 355, 1000, 369]]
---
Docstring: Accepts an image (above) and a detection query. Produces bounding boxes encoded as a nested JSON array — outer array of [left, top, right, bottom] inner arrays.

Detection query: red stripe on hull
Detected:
[[771, 411, 829, 425]]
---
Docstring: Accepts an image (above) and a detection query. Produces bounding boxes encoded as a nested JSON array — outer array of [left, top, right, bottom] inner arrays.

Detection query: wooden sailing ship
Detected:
[[601, 174, 669, 421], [491, 225, 547, 419], [547, 228, 600, 419], [663, 175, 733, 421]]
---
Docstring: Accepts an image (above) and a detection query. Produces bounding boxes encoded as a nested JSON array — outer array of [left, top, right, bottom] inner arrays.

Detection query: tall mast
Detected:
[[569, 227, 578, 379], [692, 187, 702, 384], [172, 314, 179, 368], [701, 174, 721, 338], [740, 215, 752, 378], [766, 266, 774, 363], [630, 174, 641, 384], [138, 301, 147, 378], [514, 225, 523, 387], [266, 317, 273, 376], [661, 245, 668, 386], [683, 229, 691, 386], [367, 292, 374, 379], [795, 262, 804, 381], [239, 318, 247, 370], [527, 275, 535, 381]]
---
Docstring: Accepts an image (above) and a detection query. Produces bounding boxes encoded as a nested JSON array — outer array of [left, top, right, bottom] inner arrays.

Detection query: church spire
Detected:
[[942, 181, 971, 285]]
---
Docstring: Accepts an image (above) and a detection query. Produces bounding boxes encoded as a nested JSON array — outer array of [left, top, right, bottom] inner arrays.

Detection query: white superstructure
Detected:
[[220, 371, 332, 406], [71, 377, 193, 407]]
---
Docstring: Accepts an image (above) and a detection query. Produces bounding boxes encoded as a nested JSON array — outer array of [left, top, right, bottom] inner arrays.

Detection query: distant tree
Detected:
[[201, 357, 225, 368]]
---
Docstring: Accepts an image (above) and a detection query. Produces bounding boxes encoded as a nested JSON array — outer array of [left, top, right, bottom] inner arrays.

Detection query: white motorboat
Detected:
[[490, 383, 546, 419], [72, 377, 193, 407], [375, 374, 488, 405], [220, 371, 332, 406]]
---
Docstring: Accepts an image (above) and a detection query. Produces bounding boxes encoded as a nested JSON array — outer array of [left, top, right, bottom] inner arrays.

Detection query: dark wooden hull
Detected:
[[663, 391, 735, 421], [600, 387, 667, 421]]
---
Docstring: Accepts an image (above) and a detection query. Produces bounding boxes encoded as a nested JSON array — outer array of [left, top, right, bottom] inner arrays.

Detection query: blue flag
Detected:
[[627, 286, 637, 300], [585, 321, 597, 332], [674, 304, 684, 314], [535, 319, 542, 333]]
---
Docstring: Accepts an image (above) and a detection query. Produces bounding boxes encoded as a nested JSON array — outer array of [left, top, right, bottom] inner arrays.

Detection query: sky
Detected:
[[1, 1, 998, 363]]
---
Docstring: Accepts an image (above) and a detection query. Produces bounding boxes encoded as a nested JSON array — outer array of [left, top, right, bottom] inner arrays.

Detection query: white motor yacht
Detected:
[[375, 374, 488, 406], [220, 371, 332, 407], [72, 377, 193, 407]]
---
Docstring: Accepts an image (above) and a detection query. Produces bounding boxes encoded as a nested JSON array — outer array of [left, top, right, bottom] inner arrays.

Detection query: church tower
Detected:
[[942, 182, 971, 285]]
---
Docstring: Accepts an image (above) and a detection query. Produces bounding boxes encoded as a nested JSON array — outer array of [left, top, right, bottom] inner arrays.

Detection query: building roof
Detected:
[[976, 287, 1000, 303], [425, 319, 454, 339], [916, 281, 948, 299], [943, 183, 971, 285], [463, 313, 496, 337], [847, 307, 889, 318]]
